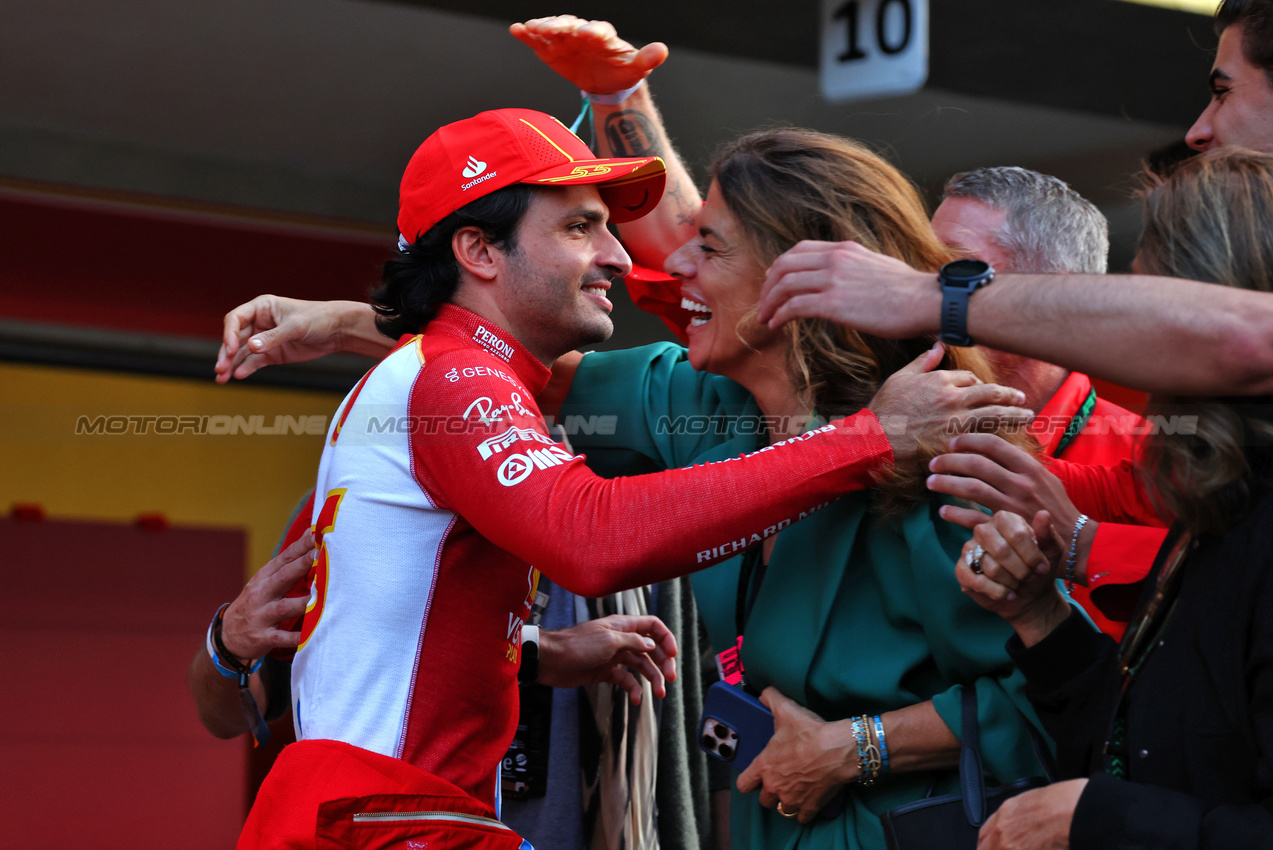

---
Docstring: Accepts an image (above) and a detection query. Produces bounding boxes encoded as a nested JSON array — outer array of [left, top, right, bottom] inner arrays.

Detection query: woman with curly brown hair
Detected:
[[538, 126, 1048, 850]]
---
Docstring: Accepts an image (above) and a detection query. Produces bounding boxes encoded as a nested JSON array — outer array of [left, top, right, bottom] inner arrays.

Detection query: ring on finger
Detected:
[[967, 544, 985, 575], [776, 802, 798, 818]]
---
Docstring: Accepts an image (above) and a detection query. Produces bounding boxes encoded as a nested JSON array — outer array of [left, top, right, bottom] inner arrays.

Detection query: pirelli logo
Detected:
[[476, 426, 556, 460]]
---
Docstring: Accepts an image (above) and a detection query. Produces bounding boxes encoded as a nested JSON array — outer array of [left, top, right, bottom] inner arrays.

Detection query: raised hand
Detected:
[[510, 15, 668, 94]]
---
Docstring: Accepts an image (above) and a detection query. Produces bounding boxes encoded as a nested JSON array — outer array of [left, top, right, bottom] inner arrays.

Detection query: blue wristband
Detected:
[[873, 715, 890, 774], [580, 79, 644, 105]]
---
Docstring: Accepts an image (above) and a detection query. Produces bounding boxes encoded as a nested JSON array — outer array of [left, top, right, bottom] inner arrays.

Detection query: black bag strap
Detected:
[[957, 683, 1057, 827], [959, 685, 987, 826]]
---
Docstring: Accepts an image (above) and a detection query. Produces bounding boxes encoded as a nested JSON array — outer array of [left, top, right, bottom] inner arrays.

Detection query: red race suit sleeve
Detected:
[[1047, 456, 1171, 626], [1047, 457, 1164, 527], [409, 347, 893, 598]]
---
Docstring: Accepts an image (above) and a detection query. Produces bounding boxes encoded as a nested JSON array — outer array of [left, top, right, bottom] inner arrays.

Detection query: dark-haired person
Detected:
[[946, 148, 1273, 850], [236, 108, 1024, 850], [755, 0, 1273, 396], [1187, 0, 1273, 152]]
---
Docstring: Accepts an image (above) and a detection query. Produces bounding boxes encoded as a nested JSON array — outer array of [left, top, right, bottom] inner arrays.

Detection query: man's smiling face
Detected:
[[1187, 23, 1273, 153]]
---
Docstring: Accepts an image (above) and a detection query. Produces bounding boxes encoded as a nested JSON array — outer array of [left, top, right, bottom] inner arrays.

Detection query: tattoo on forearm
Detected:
[[604, 110, 664, 157], [665, 185, 698, 226]]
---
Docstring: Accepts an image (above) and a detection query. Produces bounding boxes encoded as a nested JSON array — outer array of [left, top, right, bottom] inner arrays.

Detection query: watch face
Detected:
[[941, 259, 993, 282]]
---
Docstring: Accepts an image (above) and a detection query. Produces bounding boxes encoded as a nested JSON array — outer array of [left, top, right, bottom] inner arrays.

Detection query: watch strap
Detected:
[[518, 624, 540, 683], [938, 262, 995, 347], [941, 285, 975, 347]]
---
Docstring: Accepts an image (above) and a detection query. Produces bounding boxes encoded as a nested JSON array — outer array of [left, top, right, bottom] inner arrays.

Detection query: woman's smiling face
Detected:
[[664, 182, 784, 379]]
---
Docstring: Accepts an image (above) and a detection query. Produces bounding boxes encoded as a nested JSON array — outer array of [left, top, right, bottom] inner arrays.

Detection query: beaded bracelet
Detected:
[[851, 717, 875, 786], [1065, 514, 1090, 590]]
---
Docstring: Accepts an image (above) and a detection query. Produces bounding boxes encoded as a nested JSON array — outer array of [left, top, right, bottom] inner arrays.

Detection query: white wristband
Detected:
[[581, 80, 644, 105]]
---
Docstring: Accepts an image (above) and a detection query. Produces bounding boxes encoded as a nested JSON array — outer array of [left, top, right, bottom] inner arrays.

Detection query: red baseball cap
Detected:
[[397, 108, 667, 242]]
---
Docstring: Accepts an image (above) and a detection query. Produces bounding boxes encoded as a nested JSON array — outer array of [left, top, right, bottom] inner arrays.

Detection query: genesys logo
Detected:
[[443, 363, 517, 385], [462, 155, 487, 178], [497, 445, 573, 486]]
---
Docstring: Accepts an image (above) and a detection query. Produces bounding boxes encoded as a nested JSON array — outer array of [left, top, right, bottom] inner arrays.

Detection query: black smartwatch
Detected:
[[938, 259, 995, 346], [518, 624, 540, 683]]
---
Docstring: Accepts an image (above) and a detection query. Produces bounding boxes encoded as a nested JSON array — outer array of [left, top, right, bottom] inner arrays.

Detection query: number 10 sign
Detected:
[[820, 0, 928, 102]]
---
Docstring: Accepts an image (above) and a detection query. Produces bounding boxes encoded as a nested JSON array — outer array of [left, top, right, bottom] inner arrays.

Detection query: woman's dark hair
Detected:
[[371, 184, 535, 339], [1217, 0, 1273, 87]]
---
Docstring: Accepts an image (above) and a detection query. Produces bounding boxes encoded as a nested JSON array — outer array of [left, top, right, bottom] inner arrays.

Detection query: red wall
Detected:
[[0, 516, 249, 849], [0, 188, 390, 339]]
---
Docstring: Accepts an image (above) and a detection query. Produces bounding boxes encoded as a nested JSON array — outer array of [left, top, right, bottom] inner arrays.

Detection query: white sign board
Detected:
[[820, 0, 929, 102]]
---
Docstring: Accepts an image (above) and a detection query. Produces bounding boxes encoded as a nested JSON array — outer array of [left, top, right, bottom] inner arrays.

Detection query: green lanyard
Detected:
[[1054, 387, 1098, 458], [734, 546, 765, 640]]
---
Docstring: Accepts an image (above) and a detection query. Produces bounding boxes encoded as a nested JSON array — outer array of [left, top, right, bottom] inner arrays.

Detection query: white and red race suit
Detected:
[[277, 303, 892, 818]]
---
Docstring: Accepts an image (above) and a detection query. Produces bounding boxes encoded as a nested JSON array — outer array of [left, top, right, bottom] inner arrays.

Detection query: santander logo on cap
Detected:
[[461, 155, 487, 179]]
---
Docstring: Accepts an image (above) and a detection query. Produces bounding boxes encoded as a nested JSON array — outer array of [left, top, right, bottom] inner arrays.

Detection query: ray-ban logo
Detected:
[[462, 155, 487, 178]]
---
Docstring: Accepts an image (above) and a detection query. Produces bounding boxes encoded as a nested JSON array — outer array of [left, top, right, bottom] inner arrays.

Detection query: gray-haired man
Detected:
[[927, 166, 1155, 642], [931, 166, 1108, 414]]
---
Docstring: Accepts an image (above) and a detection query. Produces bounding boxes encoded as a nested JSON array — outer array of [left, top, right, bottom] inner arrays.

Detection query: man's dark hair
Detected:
[[371, 184, 536, 339], [1217, 0, 1273, 86]]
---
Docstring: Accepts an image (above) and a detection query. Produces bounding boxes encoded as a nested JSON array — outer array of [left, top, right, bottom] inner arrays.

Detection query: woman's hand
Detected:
[[928, 433, 1097, 583], [215, 296, 386, 382], [736, 687, 856, 824], [956, 510, 1071, 647], [977, 779, 1087, 850]]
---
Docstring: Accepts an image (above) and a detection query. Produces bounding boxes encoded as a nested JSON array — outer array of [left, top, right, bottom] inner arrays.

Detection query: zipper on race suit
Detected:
[[350, 810, 513, 830]]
